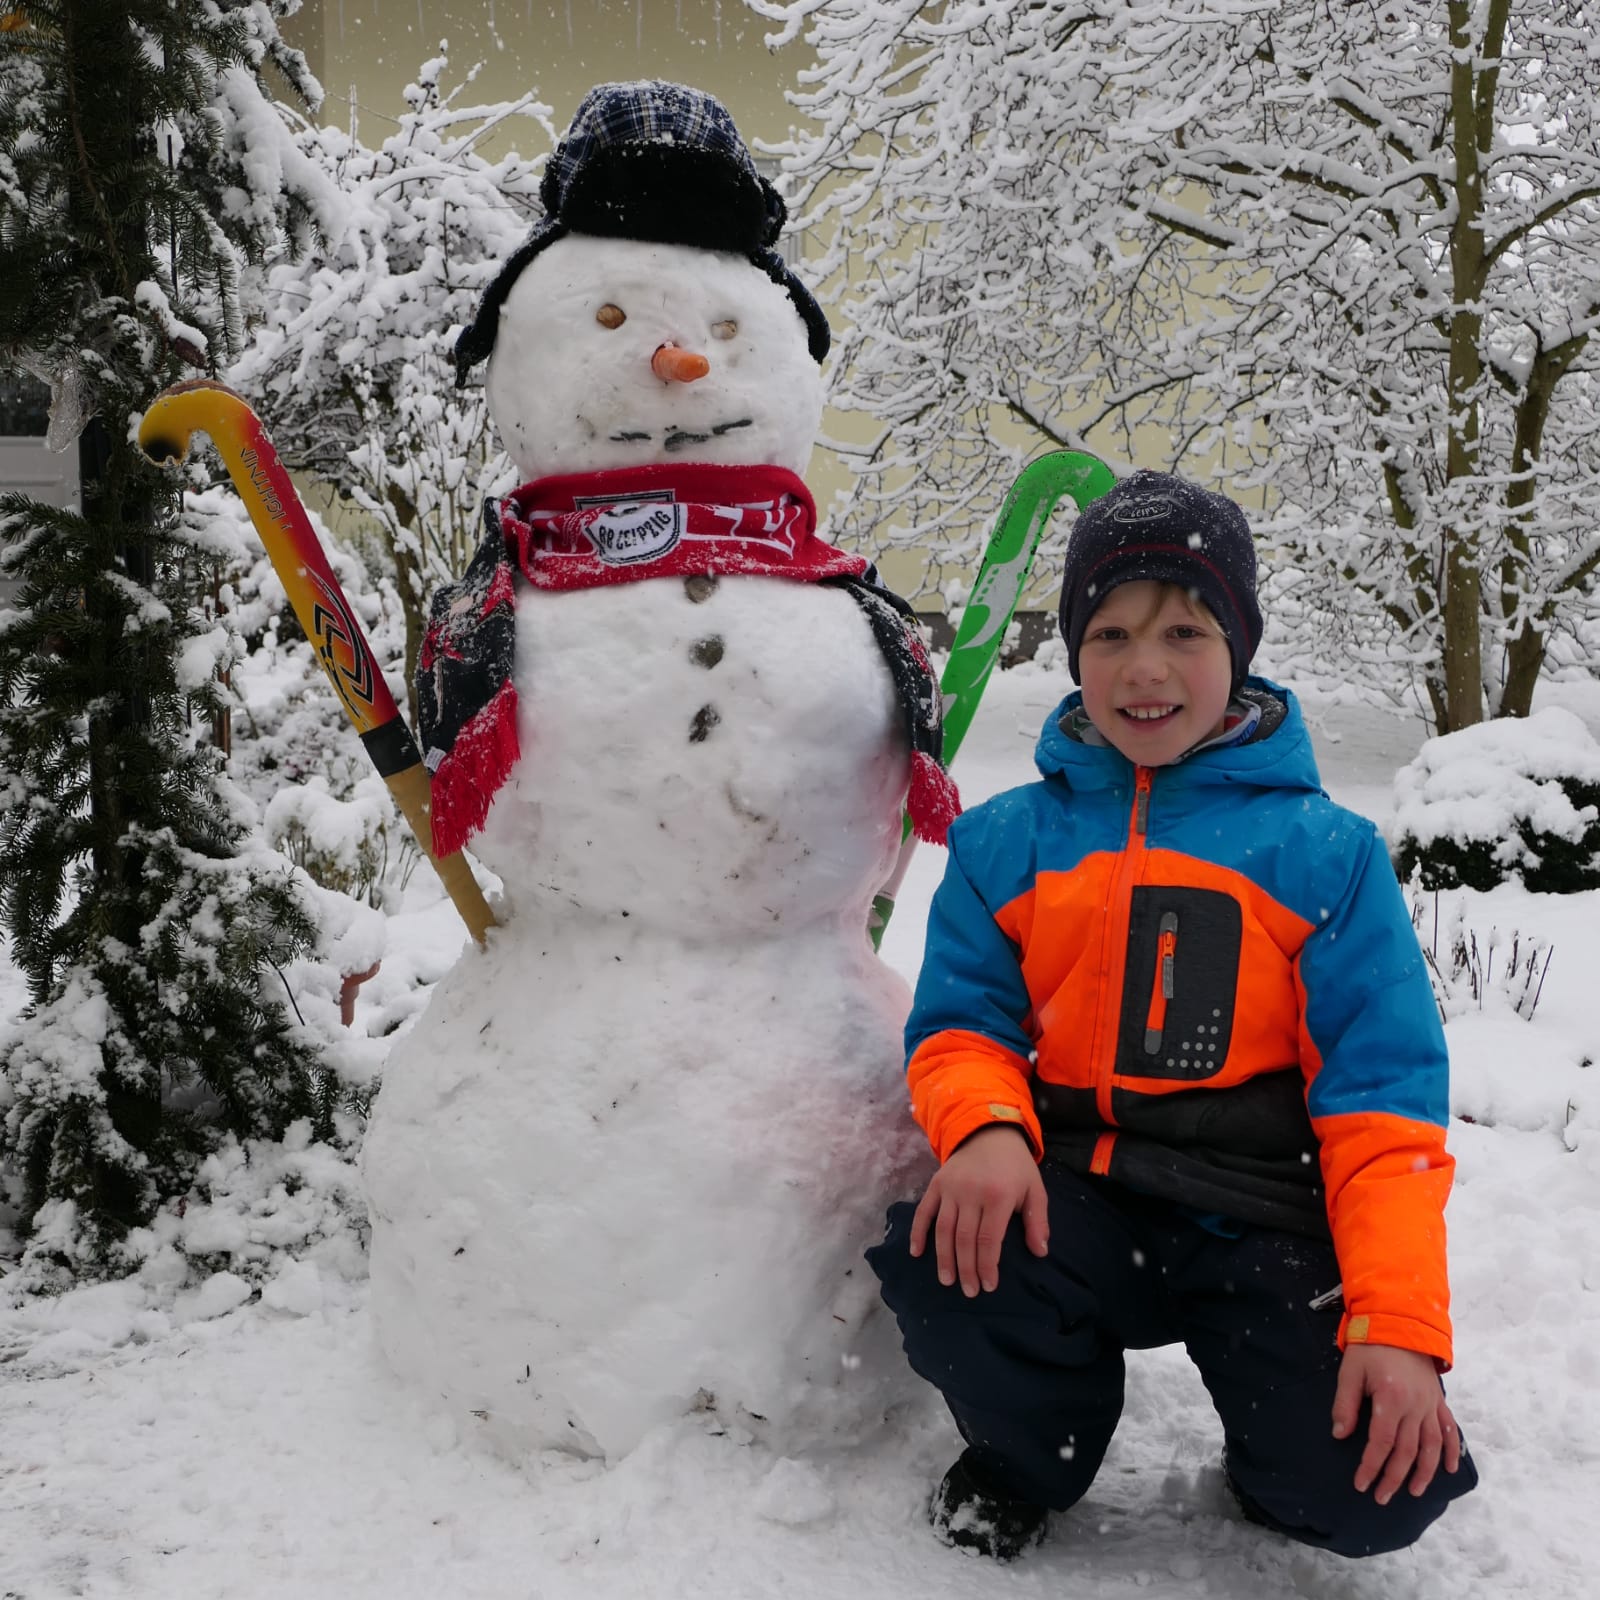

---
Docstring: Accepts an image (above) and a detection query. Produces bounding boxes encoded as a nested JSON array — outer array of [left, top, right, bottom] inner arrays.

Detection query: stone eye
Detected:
[[711, 319, 738, 341], [596, 303, 626, 329]]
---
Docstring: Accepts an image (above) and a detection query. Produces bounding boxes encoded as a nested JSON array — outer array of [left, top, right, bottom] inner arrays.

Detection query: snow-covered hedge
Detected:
[[1391, 707, 1600, 893]]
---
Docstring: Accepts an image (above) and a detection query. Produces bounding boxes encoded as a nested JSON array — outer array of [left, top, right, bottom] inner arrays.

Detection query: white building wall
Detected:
[[0, 436, 77, 607], [0, 435, 77, 512]]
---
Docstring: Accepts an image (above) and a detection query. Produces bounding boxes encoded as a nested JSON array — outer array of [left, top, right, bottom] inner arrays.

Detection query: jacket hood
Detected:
[[1035, 676, 1324, 796]]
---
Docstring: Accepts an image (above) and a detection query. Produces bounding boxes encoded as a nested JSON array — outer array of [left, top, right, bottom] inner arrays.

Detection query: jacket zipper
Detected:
[[1143, 912, 1179, 1053], [1092, 766, 1153, 1125]]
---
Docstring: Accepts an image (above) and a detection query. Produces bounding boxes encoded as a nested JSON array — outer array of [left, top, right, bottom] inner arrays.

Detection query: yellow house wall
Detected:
[[282, 0, 802, 154]]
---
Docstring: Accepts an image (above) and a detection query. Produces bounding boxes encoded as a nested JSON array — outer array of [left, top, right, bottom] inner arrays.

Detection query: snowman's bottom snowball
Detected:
[[362, 914, 933, 1464]]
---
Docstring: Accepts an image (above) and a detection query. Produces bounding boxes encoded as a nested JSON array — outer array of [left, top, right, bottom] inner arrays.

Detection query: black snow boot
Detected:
[[928, 1449, 1048, 1561]]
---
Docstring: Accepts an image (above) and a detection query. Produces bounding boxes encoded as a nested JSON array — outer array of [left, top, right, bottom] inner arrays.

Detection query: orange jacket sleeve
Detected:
[[904, 824, 1042, 1162], [1296, 828, 1456, 1366]]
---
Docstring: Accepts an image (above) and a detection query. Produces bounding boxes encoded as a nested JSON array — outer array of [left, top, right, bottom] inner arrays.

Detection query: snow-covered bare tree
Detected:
[[753, 0, 1600, 730], [232, 51, 553, 724]]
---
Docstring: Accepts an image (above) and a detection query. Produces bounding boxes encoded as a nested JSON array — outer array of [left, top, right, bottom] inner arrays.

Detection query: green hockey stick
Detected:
[[869, 450, 1117, 948]]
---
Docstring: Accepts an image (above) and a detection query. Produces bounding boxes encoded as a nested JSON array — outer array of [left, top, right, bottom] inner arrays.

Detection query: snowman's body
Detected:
[[362, 233, 931, 1460]]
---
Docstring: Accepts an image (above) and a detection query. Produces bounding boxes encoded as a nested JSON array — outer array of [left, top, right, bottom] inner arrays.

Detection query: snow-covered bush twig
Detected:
[[1409, 889, 1553, 1023]]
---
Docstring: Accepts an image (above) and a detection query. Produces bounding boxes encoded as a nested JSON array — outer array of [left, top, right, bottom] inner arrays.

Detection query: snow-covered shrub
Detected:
[[1391, 708, 1600, 893], [0, 847, 385, 1298], [2, 1117, 372, 1317], [206, 487, 421, 909], [232, 48, 554, 724], [1029, 633, 1069, 674], [265, 775, 397, 909], [0, 478, 396, 1294], [133, 1119, 371, 1288]]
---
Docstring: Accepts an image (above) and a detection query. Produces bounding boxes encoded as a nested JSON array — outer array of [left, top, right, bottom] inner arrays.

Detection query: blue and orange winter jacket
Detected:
[[906, 681, 1455, 1366]]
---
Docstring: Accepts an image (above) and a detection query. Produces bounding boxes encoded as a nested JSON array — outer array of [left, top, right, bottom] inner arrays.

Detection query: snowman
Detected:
[[360, 82, 957, 1464]]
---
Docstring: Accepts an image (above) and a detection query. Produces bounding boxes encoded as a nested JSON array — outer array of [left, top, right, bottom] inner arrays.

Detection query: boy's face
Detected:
[[1077, 580, 1233, 767]]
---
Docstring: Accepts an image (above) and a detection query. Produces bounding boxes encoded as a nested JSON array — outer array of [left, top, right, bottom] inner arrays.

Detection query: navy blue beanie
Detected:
[[1058, 470, 1262, 690]]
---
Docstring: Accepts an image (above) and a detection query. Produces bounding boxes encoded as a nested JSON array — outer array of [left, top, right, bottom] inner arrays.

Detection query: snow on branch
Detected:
[[230, 47, 550, 726], [756, 0, 1600, 728]]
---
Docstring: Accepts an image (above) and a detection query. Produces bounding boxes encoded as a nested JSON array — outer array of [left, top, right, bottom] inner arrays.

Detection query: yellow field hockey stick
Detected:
[[139, 379, 496, 945]]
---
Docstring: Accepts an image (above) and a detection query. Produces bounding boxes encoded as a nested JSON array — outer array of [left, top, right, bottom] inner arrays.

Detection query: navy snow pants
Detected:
[[866, 1164, 1478, 1558]]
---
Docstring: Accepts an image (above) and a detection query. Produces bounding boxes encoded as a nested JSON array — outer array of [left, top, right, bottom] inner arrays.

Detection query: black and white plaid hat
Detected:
[[455, 80, 829, 383]]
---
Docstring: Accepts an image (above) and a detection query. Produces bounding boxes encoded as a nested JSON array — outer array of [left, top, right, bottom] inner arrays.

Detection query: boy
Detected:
[[867, 471, 1478, 1561]]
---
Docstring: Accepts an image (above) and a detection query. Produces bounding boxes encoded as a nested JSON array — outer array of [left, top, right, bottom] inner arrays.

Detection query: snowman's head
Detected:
[[457, 81, 831, 483], [485, 233, 824, 481]]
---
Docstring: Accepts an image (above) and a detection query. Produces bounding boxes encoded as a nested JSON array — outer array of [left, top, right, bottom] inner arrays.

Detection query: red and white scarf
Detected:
[[500, 462, 865, 587], [418, 463, 959, 858]]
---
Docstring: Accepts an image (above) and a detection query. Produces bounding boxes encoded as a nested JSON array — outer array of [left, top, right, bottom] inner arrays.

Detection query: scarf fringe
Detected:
[[428, 680, 521, 860], [908, 750, 961, 846]]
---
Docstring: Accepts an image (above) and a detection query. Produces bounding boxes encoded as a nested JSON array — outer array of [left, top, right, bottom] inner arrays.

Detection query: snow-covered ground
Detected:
[[4, 667, 1597, 1599]]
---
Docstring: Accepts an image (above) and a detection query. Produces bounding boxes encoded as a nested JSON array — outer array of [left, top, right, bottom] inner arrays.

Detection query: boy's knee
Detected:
[[865, 1201, 1042, 1314], [864, 1202, 1102, 1395], [1232, 1449, 1479, 1559], [863, 1201, 932, 1309], [1320, 1467, 1477, 1558]]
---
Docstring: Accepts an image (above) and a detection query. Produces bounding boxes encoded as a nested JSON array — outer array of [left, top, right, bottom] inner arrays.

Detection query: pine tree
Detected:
[[0, 1, 339, 1284]]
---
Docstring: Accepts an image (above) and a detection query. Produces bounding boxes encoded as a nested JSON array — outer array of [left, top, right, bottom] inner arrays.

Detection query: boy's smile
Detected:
[[1077, 580, 1234, 767]]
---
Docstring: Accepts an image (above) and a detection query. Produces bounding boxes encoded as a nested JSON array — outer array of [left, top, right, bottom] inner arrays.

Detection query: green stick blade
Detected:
[[868, 450, 1116, 950], [940, 451, 1117, 766]]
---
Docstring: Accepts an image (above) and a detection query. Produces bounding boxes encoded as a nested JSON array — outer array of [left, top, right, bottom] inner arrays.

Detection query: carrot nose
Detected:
[[652, 343, 711, 383]]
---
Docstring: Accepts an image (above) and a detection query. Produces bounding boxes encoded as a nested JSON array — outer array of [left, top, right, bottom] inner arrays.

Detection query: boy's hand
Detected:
[[908, 1125, 1049, 1296], [1333, 1343, 1463, 1504]]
